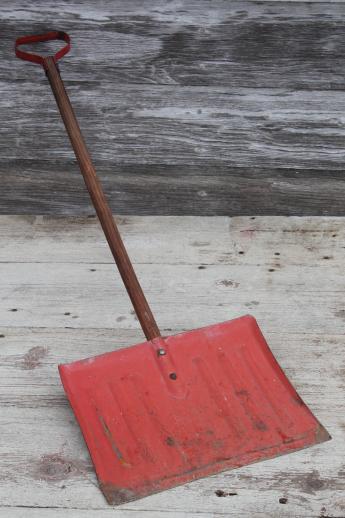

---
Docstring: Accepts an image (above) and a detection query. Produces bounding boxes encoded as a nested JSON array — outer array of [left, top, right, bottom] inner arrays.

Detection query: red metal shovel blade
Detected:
[[59, 315, 330, 505]]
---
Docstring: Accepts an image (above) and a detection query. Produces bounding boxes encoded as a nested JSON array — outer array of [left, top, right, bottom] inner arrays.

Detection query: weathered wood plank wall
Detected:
[[1, 0, 345, 215]]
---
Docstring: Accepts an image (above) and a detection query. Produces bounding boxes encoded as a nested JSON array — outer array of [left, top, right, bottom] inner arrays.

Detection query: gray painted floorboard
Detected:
[[0, 215, 344, 517]]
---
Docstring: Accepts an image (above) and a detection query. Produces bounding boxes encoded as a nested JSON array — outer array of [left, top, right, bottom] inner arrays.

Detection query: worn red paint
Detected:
[[59, 315, 330, 505]]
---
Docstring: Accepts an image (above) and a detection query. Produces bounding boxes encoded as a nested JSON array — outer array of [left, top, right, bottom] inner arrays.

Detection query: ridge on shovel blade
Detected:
[[59, 315, 330, 505]]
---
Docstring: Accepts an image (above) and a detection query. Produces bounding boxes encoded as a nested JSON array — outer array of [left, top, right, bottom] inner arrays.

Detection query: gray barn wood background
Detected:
[[2, 0, 345, 216], [1, 2, 345, 517]]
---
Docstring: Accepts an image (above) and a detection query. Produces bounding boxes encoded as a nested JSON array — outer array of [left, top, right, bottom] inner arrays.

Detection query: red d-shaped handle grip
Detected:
[[15, 31, 71, 67]]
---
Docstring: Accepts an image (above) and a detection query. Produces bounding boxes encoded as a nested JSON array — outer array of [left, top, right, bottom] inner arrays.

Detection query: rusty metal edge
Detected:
[[98, 423, 331, 506]]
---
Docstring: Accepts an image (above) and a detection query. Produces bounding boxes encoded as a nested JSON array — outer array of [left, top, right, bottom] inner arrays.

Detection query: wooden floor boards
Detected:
[[0, 215, 344, 517]]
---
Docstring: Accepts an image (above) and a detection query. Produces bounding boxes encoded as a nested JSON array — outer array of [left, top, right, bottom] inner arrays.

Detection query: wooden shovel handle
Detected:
[[16, 34, 160, 341]]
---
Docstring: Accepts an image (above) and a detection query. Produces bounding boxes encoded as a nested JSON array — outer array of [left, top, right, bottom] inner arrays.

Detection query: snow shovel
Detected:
[[15, 31, 331, 505]]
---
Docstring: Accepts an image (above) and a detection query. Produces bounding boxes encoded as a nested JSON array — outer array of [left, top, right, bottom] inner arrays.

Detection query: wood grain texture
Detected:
[[2, 0, 345, 215], [4, 0, 345, 88], [0, 215, 344, 517], [7, 85, 345, 168], [2, 159, 345, 216]]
